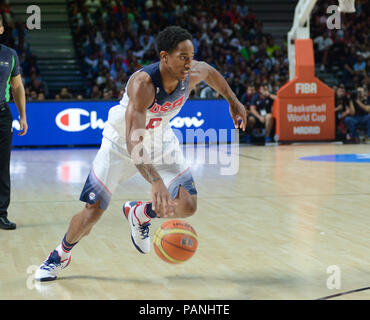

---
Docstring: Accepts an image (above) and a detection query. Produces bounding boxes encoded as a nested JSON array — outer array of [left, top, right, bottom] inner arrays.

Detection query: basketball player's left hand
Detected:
[[229, 101, 247, 132]]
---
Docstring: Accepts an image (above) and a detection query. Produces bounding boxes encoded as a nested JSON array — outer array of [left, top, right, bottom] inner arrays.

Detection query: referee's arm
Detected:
[[10, 75, 27, 136]]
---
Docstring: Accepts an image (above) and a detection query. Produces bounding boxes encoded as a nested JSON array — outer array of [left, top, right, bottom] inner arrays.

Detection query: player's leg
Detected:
[[124, 129, 198, 253], [34, 201, 105, 282], [35, 138, 131, 281], [172, 185, 197, 218], [123, 170, 198, 254], [64, 201, 104, 244]]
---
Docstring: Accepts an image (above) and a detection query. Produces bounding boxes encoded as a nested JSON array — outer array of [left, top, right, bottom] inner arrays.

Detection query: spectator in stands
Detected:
[[29, 72, 44, 94], [0, 0, 13, 27], [102, 89, 113, 100], [342, 46, 358, 86], [59, 87, 73, 100], [248, 83, 276, 144], [240, 83, 256, 109], [85, 0, 101, 14], [344, 86, 370, 143], [200, 85, 217, 99], [230, 76, 244, 99], [353, 55, 366, 82], [266, 37, 279, 59], [29, 90, 38, 101], [239, 83, 256, 144], [314, 31, 333, 71], [334, 84, 351, 140], [90, 85, 101, 99], [37, 92, 46, 101]]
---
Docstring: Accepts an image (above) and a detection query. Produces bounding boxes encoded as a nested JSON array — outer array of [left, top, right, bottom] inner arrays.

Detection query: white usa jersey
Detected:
[[102, 61, 190, 148]]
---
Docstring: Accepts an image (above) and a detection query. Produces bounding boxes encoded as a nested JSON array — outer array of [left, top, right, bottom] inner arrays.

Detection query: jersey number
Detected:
[[146, 118, 162, 129]]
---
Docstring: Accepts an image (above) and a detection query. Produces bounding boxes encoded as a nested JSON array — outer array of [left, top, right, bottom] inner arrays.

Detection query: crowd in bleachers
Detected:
[[0, 0, 46, 101], [311, 0, 370, 143], [311, 0, 369, 90], [3, 0, 369, 143], [67, 0, 290, 101]]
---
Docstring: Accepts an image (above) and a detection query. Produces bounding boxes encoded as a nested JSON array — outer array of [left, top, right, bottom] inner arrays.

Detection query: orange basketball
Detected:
[[153, 219, 198, 264]]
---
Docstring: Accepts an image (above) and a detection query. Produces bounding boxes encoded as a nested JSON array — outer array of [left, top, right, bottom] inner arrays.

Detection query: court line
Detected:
[[317, 286, 370, 300], [224, 150, 261, 161], [10, 192, 370, 204], [238, 153, 262, 161]]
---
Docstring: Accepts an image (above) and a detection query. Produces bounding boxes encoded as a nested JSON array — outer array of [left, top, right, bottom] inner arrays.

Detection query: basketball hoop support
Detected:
[[288, 0, 356, 80]]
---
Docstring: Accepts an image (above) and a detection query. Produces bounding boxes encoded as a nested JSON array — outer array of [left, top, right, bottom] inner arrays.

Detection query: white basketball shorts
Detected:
[[79, 129, 197, 210]]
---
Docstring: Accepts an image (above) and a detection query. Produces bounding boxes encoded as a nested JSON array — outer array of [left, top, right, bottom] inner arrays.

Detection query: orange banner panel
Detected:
[[274, 39, 335, 141]]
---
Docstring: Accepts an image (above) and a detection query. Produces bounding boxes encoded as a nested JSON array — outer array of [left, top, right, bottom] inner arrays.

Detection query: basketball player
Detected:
[[35, 26, 246, 281]]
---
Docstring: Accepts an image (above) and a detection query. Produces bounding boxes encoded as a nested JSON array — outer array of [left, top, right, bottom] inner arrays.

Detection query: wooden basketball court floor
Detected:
[[1, 142, 369, 300]]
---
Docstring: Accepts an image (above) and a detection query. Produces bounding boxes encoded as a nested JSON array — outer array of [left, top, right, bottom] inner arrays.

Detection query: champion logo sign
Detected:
[[169, 112, 205, 128], [55, 108, 106, 132]]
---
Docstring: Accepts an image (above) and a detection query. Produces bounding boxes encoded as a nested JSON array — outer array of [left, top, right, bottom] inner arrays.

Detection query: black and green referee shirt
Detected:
[[0, 43, 20, 104]]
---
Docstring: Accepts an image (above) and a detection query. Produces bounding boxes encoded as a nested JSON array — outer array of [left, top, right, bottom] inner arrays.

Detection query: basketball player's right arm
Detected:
[[125, 74, 175, 217]]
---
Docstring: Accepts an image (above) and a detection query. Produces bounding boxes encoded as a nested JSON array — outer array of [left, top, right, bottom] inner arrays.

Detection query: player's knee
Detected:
[[84, 202, 104, 225], [181, 197, 197, 217]]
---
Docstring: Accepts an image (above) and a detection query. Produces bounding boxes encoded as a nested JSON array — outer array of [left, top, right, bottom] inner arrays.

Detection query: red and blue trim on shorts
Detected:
[[79, 169, 112, 210], [167, 167, 197, 199]]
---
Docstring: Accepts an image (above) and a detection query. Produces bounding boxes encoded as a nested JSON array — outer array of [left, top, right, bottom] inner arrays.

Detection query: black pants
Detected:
[[0, 104, 12, 218]]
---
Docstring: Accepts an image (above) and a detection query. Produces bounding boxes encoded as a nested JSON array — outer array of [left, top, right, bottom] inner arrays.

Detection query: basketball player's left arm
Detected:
[[190, 61, 247, 131], [10, 74, 28, 136]]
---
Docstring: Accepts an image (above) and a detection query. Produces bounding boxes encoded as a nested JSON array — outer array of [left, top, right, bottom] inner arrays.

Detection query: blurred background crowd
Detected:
[[0, 0, 369, 143]]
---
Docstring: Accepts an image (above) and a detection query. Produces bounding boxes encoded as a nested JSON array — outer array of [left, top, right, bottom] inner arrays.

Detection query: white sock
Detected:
[[55, 244, 71, 260]]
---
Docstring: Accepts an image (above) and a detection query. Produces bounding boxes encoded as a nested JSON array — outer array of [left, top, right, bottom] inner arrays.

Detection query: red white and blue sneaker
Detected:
[[34, 250, 71, 282], [123, 201, 151, 254]]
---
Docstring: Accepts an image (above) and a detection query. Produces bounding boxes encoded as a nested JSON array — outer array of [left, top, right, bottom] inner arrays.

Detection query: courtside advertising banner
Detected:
[[9, 99, 235, 147]]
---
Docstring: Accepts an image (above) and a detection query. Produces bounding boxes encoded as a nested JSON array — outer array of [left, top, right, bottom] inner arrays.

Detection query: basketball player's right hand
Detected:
[[151, 180, 176, 218]]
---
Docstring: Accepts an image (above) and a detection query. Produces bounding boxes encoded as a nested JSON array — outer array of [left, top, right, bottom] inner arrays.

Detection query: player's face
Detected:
[[166, 40, 194, 81]]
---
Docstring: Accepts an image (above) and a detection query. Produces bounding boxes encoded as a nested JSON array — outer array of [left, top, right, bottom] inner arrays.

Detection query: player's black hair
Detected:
[[155, 26, 192, 55]]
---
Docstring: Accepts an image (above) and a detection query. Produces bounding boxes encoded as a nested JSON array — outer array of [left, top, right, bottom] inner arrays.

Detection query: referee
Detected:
[[0, 16, 28, 230]]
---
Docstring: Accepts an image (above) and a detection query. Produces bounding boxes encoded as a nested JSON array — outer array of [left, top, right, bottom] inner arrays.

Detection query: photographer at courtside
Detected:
[[0, 15, 28, 230], [344, 86, 370, 144]]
